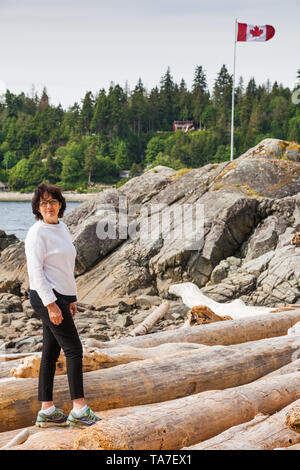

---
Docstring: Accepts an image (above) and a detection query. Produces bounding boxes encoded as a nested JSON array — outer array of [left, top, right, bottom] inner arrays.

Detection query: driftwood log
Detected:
[[86, 310, 300, 349], [183, 399, 300, 450], [0, 353, 40, 363], [73, 373, 300, 450], [8, 342, 208, 379], [168, 282, 294, 320], [258, 359, 300, 381], [2, 334, 300, 432], [129, 300, 170, 336], [0, 428, 30, 450]]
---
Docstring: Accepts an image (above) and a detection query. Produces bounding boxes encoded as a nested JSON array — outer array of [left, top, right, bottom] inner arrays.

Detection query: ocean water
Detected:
[[0, 201, 82, 241]]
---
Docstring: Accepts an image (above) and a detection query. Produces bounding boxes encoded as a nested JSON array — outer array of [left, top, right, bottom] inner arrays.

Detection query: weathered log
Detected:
[[129, 300, 170, 336], [169, 282, 286, 319], [85, 310, 300, 349], [8, 342, 207, 378], [73, 373, 300, 450], [183, 399, 300, 450], [0, 352, 40, 363], [258, 359, 300, 381], [2, 335, 300, 432], [0, 359, 21, 378], [6, 427, 82, 451], [0, 428, 30, 450]]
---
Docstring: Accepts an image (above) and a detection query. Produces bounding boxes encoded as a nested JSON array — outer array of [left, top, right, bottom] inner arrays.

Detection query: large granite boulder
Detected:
[[1, 139, 300, 308]]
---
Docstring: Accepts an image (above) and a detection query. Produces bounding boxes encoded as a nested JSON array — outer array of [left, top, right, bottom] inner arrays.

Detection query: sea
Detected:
[[0, 201, 82, 241]]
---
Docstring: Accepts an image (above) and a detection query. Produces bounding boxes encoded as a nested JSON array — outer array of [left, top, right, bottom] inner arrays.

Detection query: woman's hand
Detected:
[[70, 302, 77, 318], [46, 302, 63, 325]]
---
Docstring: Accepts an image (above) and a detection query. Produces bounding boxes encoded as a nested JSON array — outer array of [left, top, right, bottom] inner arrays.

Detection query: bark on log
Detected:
[[2, 335, 300, 432], [258, 359, 300, 381], [285, 404, 300, 432], [184, 305, 232, 327], [73, 373, 300, 450], [8, 342, 208, 378], [183, 399, 300, 450], [85, 310, 300, 349], [129, 301, 170, 336]]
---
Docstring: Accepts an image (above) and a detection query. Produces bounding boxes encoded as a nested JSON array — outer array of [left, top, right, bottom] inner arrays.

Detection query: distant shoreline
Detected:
[[0, 191, 102, 202]]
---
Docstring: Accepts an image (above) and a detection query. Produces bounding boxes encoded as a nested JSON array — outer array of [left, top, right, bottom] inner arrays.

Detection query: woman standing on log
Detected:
[[24, 182, 101, 429]]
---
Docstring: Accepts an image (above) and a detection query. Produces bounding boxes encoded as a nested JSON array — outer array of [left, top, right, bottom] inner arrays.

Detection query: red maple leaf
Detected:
[[250, 25, 264, 37]]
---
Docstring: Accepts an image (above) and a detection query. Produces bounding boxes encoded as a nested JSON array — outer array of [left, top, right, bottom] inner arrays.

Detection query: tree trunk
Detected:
[[89, 310, 300, 349], [8, 342, 208, 379], [129, 301, 170, 336], [73, 373, 300, 450], [258, 358, 300, 381], [2, 335, 300, 432], [184, 398, 300, 450], [169, 282, 298, 320]]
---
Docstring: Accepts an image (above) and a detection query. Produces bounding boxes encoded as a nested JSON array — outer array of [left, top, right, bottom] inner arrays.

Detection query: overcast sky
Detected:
[[0, 0, 299, 109]]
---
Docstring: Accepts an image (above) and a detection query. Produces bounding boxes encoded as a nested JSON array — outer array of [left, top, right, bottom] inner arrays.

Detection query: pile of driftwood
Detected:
[[1, 283, 300, 450]]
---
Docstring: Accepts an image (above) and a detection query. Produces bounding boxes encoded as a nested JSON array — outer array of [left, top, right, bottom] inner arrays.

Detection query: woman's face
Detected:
[[39, 192, 62, 224]]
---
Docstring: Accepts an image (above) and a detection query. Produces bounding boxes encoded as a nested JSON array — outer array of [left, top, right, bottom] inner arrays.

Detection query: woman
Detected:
[[24, 182, 101, 429]]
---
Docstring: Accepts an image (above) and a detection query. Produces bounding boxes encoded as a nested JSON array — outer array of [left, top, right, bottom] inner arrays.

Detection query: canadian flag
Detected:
[[237, 23, 275, 42]]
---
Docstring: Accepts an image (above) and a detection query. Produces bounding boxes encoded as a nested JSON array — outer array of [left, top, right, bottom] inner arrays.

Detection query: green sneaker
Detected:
[[66, 406, 102, 429], [35, 407, 68, 428]]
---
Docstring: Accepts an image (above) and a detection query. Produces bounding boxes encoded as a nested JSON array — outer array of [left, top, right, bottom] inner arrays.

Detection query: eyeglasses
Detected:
[[40, 199, 59, 208]]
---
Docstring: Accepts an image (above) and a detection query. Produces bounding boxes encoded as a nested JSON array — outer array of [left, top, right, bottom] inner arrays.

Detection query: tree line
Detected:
[[0, 65, 299, 191]]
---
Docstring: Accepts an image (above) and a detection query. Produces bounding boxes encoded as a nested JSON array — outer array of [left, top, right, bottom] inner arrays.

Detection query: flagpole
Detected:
[[230, 18, 237, 162]]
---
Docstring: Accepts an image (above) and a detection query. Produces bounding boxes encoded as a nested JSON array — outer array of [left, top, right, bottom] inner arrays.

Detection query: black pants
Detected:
[[29, 289, 84, 402]]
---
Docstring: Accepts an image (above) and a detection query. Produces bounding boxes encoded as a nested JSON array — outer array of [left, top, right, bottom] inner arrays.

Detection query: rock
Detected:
[[114, 314, 133, 328], [22, 299, 33, 311], [0, 230, 18, 252], [0, 241, 27, 295], [117, 298, 136, 313], [87, 333, 109, 341], [210, 257, 242, 284], [2, 139, 300, 319], [243, 215, 288, 261], [285, 150, 299, 162], [135, 295, 162, 309], [14, 336, 43, 352], [0, 313, 11, 326], [0, 293, 23, 313]]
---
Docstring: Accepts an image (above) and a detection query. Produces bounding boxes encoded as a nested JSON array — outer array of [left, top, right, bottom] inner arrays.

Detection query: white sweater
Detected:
[[24, 219, 78, 307]]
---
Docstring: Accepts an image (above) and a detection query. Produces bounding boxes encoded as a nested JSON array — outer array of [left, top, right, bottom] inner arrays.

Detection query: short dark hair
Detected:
[[32, 183, 66, 221]]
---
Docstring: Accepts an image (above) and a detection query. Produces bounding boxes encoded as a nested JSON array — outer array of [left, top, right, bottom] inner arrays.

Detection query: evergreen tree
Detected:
[[159, 67, 175, 129], [90, 89, 109, 134], [80, 91, 94, 135]]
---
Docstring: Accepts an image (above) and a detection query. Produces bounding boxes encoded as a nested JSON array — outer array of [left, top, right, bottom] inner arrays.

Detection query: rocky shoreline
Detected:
[[0, 292, 188, 354], [1, 138, 300, 355]]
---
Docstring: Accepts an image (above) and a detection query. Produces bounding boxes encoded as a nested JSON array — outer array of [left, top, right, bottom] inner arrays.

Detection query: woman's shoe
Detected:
[[66, 406, 102, 428], [35, 407, 68, 428]]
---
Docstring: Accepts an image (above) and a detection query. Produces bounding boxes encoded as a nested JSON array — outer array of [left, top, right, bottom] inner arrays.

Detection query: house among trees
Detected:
[[119, 170, 130, 178], [173, 121, 195, 132]]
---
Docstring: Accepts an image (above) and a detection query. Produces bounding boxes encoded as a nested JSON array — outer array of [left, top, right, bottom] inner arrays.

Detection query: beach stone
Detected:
[[135, 295, 162, 309], [0, 230, 18, 252], [114, 314, 133, 328]]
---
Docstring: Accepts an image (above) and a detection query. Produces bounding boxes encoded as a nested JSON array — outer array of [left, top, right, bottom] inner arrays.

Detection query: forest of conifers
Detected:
[[0, 64, 299, 191]]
